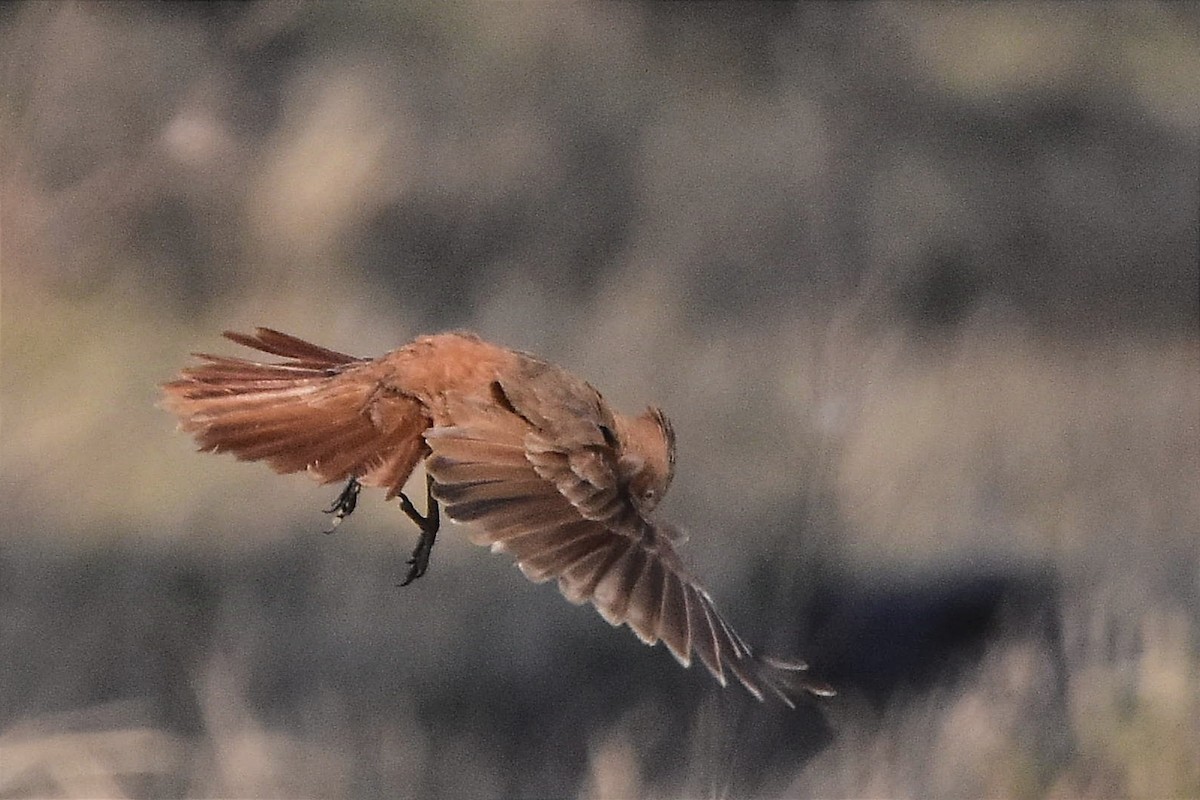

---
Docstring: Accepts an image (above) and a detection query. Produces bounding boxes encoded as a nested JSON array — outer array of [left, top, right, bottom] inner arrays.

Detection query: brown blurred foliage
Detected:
[[1, 2, 1197, 798]]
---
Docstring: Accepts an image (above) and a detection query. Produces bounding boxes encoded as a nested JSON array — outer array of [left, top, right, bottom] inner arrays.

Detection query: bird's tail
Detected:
[[161, 328, 428, 495]]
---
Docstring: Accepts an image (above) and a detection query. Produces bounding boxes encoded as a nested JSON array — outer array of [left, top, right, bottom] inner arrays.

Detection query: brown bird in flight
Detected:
[[162, 328, 833, 705]]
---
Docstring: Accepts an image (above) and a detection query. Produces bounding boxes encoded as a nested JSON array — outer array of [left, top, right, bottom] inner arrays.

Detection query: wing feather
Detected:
[[432, 477, 551, 505], [590, 544, 646, 626], [516, 529, 616, 583], [524, 438, 627, 525], [657, 572, 693, 667], [556, 536, 629, 605], [424, 396, 833, 705], [500, 520, 603, 559], [688, 588, 726, 686], [425, 455, 531, 485], [625, 556, 664, 645]]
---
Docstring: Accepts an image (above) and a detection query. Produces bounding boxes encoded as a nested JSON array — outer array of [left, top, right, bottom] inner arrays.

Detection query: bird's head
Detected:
[[615, 406, 676, 514]]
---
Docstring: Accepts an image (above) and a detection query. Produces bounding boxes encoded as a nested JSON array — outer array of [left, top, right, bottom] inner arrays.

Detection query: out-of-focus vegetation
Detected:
[[1, 2, 1197, 798]]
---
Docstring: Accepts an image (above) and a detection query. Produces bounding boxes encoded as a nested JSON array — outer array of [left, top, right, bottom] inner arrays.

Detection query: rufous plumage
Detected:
[[162, 328, 833, 704]]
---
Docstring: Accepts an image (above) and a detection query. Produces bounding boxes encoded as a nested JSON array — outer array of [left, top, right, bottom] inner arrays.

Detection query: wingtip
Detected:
[[761, 655, 810, 672]]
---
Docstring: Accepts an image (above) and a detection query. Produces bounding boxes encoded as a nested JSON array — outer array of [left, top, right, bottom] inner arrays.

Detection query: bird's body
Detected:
[[162, 328, 832, 705]]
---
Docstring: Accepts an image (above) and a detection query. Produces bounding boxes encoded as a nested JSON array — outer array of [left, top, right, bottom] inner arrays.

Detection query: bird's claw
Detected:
[[399, 532, 435, 586], [396, 474, 440, 586], [323, 477, 361, 534]]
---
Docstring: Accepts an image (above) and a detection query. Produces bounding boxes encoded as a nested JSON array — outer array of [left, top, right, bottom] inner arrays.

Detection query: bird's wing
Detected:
[[424, 396, 833, 704], [161, 328, 430, 498], [487, 355, 646, 529]]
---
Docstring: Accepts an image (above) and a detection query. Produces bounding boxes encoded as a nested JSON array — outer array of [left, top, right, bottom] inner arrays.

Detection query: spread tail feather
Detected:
[[161, 328, 429, 497]]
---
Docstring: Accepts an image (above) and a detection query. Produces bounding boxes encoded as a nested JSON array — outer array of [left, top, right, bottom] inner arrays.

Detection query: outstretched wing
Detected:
[[424, 396, 833, 705], [161, 328, 430, 498]]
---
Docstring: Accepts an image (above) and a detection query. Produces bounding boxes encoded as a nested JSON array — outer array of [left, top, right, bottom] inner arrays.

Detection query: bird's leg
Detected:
[[398, 473, 440, 586], [323, 477, 362, 534]]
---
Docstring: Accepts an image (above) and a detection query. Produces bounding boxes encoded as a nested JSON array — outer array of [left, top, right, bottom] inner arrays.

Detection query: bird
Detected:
[[161, 327, 833, 705]]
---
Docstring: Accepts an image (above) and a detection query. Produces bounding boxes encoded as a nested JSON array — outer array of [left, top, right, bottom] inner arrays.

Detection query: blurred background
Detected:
[[1, 2, 1197, 798]]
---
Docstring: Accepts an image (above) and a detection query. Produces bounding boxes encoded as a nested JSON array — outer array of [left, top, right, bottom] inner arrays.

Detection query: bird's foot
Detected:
[[399, 527, 436, 586], [323, 477, 361, 534], [397, 474, 440, 586]]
